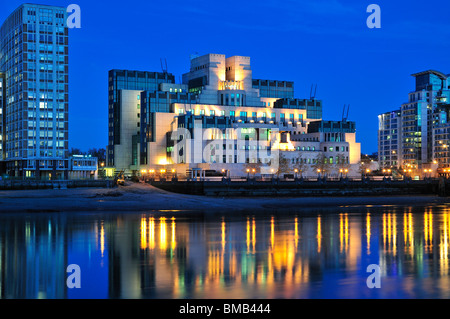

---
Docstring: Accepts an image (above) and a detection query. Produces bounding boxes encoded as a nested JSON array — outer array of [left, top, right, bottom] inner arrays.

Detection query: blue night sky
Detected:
[[1, 0, 449, 154]]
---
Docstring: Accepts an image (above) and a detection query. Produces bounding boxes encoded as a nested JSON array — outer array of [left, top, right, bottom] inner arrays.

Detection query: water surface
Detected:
[[1, 205, 450, 299]]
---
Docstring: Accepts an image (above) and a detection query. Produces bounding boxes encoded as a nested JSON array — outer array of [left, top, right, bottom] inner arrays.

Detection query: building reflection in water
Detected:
[[1, 206, 450, 298]]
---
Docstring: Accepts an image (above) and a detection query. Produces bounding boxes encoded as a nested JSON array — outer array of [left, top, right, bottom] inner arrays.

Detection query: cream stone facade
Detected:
[[111, 53, 361, 178]]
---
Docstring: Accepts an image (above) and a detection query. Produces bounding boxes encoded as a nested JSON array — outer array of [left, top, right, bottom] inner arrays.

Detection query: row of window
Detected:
[[323, 146, 349, 152], [177, 108, 304, 121]]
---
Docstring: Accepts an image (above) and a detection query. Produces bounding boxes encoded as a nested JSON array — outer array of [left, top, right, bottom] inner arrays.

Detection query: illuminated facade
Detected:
[[68, 155, 98, 180], [107, 69, 175, 167], [378, 70, 450, 171], [112, 53, 361, 177], [0, 4, 69, 179]]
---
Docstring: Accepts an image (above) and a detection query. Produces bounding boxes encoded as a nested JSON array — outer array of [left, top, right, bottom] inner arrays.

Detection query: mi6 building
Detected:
[[108, 53, 361, 178]]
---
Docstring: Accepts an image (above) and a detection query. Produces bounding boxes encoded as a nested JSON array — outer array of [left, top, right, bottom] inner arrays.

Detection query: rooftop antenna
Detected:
[[189, 52, 200, 61], [160, 58, 168, 73], [342, 104, 350, 122], [310, 84, 318, 100]]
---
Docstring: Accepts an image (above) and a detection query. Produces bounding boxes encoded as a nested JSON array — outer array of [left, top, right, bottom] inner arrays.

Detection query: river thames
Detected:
[[1, 204, 450, 299]]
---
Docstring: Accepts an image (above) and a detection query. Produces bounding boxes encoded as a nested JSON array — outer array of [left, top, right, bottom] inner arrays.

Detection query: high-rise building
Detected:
[[378, 70, 450, 173], [0, 71, 5, 170], [0, 4, 69, 179]]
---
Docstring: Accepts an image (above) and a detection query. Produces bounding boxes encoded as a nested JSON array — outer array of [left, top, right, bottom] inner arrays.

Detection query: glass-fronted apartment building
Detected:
[[107, 70, 175, 167], [0, 72, 5, 169], [0, 4, 69, 179], [110, 53, 361, 177], [378, 110, 401, 168], [378, 70, 450, 171]]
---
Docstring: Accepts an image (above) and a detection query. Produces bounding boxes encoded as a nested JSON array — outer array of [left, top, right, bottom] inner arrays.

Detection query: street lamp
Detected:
[[148, 169, 155, 180], [294, 168, 298, 179], [141, 169, 147, 182], [247, 168, 250, 179]]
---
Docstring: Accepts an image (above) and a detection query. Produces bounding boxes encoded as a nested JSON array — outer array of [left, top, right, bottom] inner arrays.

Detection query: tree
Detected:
[[88, 148, 106, 163], [313, 153, 329, 177], [243, 162, 262, 176], [335, 153, 350, 177], [69, 148, 85, 156], [292, 155, 307, 178], [275, 152, 291, 178]]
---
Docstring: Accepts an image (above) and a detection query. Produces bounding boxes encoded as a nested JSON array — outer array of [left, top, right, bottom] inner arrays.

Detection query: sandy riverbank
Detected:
[[0, 182, 448, 213]]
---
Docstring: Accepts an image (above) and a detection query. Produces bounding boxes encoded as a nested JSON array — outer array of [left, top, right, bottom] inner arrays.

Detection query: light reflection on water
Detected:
[[1, 205, 450, 299]]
